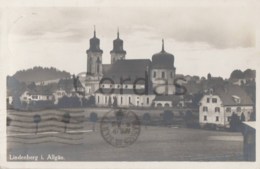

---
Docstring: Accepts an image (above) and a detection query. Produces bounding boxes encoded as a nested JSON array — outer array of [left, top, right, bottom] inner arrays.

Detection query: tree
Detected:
[[241, 112, 246, 122], [87, 96, 95, 106], [229, 112, 242, 132], [7, 116, 12, 126], [90, 112, 98, 131], [115, 109, 124, 127], [244, 69, 256, 79], [207, 73, 211, 80], [250, 111, 256, 121], [184, 110, 195, 128], [62, 112, 71, 132], [162, 110, 174, 126], [230, 70, 244, 79], [33, 114, 41, 134], [113, 96, 118, 108], [143, 113, 151, 129]]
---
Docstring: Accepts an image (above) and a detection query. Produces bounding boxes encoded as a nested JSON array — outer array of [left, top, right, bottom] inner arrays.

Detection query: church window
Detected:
[[146, 97, 149, 104], [162, 72, 165, 78]]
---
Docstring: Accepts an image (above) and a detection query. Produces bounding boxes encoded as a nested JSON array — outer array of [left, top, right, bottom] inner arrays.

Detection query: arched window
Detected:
[[157, 103, 162, 107], [153, 71, 156, 78], [165, 103, 170, 107], [146, 97, 149, 104]]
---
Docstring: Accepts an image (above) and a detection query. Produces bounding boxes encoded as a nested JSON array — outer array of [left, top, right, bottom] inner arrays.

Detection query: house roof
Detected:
[[26, 85, 55, 95], [211, 85, 253, 106]]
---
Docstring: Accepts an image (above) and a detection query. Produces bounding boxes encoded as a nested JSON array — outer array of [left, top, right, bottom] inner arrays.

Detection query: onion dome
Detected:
[[110, 29, 126, 54], [152, 39, 174, 69], [87, 26, 103, 53]]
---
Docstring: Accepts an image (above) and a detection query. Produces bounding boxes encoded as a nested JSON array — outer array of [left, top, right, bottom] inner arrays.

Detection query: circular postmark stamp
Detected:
[[100, 109, 141, 148]]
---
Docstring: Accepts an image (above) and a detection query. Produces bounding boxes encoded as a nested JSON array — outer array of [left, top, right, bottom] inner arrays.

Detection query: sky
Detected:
[[3, 3, 259, 78]]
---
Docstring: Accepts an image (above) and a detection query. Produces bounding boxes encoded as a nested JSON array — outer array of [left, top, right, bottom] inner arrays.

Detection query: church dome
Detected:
[[152, 39, 174, 69]]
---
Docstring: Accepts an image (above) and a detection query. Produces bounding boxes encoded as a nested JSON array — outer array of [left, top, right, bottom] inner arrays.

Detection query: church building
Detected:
[[83, 28, 178, 108]]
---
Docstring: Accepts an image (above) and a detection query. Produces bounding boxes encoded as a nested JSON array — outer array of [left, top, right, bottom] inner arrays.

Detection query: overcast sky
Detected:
[[4, 3, 259, 78]]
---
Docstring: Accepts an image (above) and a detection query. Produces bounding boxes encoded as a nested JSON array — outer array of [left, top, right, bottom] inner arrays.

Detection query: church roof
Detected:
[[102, 59, 151, 84], [105, 59, 151, 76]]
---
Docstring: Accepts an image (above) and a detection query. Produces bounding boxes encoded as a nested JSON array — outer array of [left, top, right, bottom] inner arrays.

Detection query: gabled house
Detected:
[[199, 85, 254, 127]]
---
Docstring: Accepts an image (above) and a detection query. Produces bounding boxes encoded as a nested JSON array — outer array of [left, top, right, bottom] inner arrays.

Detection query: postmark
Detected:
[[100, 109, 141, 148]]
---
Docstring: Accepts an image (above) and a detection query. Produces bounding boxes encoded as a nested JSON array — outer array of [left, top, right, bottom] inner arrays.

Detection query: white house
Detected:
[[20, 90, 53, 104], [199, 85, 254, 127]]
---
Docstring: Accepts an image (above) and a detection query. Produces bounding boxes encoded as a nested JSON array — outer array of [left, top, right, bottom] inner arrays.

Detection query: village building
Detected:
[[199, 85, 254, 127], [82, 28, 178, 108]]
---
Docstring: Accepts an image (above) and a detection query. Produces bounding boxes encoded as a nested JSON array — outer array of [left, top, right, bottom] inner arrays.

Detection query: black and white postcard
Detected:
[[0, 0, 259, 168]]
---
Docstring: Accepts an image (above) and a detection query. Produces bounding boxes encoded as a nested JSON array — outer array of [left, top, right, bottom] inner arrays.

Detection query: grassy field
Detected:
[[7, 124, 244, 161]]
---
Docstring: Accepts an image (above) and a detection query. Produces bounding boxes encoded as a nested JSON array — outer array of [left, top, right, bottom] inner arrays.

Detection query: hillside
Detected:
[[12, 66, 71, 84]]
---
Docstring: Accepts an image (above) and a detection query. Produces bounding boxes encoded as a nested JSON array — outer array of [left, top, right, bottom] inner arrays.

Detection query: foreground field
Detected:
[[7, 125, 243, 161]]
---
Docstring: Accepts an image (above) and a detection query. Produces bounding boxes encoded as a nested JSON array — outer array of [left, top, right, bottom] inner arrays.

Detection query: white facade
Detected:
[[95, 93, 155, 108], [20, 91, 53, 104], [199, 94, 253, 127]]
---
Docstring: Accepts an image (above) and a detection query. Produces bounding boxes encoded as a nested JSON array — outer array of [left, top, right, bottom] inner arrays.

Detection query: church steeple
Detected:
[[117, 27, 119, 39], [86, 26, 103, 76], [87, 26, 103, 53], [110, 28, 126, 64], [162, 39, 165, 52], [94, 25, 96, 37]]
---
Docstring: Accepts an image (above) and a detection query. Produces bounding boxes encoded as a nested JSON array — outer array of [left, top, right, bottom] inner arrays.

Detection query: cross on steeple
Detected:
[[117, 27, 120, 39], [162, 39, 165, 52], [94, 25, 96, 37]]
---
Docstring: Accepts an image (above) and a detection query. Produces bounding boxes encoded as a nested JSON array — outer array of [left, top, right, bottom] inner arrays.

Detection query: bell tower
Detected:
[[86, 26, 103, 76], [110, 28, 126, 64]]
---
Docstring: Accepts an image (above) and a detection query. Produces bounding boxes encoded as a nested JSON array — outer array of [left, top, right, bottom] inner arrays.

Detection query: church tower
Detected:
[[86, 27, 103, 76], [110, 29, 126, 64]]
